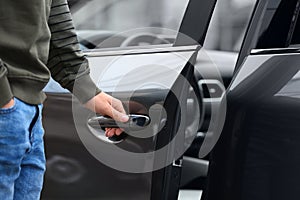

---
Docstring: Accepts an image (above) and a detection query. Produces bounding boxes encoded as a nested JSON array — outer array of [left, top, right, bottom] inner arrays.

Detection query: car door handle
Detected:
[[87, 114, 151, 131]]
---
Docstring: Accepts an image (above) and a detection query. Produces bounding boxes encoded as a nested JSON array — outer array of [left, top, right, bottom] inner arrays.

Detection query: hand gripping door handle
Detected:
[[87, 114, 151, 132]]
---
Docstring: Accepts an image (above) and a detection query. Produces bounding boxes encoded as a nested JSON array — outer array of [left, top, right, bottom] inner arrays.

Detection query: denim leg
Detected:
[[0, 98, 30, 199], [0, 98, 45, 200], [14, 104, 46, 200]]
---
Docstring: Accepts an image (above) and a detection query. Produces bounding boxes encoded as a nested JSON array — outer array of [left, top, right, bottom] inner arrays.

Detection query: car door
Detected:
[[203, 0, 300, 199], [41, 0, 217, 199]]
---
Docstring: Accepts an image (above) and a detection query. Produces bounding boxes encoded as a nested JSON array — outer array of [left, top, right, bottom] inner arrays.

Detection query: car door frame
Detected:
[[82, 0, 218, 199]]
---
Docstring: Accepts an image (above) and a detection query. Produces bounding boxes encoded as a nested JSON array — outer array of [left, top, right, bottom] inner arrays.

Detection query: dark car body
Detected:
[[203, 0, 300, 200]]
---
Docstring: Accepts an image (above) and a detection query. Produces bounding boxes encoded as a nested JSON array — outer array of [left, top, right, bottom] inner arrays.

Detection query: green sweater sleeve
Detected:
[[0, 59, 13, 108], [47, 0, 101, 104]]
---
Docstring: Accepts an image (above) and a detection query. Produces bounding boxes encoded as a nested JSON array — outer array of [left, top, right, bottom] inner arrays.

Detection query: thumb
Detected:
[[111, 108, 129, 122]]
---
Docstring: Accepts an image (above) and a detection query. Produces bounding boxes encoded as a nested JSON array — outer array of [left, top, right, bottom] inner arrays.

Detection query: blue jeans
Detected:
[[0, 98, 45, 200]]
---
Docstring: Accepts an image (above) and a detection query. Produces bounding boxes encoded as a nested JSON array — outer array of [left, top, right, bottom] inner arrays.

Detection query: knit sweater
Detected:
[[0, 0, 100, 107]]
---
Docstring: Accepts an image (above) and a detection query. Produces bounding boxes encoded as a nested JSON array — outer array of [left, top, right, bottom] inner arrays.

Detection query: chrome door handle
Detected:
[[87, 114, 151, 131]]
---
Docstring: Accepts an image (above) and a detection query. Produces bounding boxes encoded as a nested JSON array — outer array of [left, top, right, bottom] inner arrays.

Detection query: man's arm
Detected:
[[0, 59, 14, 108], [48, 0, 128, 136], [47, 0, 97, 103]]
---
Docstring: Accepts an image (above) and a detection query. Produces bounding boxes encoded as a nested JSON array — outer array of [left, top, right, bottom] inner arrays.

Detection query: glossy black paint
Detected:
[[203, 0, 300, 199]]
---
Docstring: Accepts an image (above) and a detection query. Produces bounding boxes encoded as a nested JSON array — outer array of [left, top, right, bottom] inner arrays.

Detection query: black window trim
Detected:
[[83, 44, 200, 57], [236, 0, 300, 66], [234, 0, 267, 72], [251, 47, 300, 55]]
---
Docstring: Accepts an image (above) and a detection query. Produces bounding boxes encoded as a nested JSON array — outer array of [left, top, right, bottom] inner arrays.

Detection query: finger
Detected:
[[115, 128, 123, 136], [105, 129, 114, 137], [113, 128, 124, 136], [108, 129, 116, 137], [112, 98, 127, 114], [104, 105, 128, 122], [105, 128, 112, 136]]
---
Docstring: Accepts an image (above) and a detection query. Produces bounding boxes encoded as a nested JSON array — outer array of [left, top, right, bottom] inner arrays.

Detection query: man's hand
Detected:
[[2, 98, 14, 109], [84, 92, 129, 137]]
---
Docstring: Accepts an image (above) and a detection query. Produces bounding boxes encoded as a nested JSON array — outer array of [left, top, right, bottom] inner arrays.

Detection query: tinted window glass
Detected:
[[255, 0, 300, 49], [68, 0, 189, 49]]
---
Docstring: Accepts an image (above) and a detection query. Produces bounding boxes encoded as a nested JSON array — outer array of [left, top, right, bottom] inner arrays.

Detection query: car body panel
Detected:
[[203, 0, 300, 199], [42, 0, 218, 199], [42, 45, 198, 200]]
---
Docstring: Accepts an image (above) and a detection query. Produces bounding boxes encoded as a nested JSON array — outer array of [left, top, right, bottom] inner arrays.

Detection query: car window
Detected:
[[69, 0, 258, 53], [254, 0, 300, 49], [200, 0, 256, 83], [68, 0, 189, 49], [204, 0, 257, 52]]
